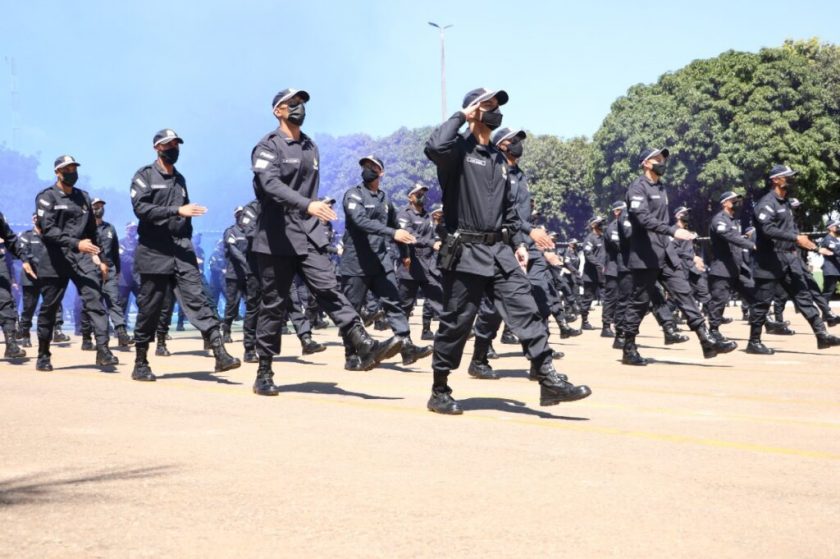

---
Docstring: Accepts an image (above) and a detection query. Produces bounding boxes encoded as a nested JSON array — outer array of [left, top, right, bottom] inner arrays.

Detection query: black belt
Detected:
[[456, 230, 504, 245]]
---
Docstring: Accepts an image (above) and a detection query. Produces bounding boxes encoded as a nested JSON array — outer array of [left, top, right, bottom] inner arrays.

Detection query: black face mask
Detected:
[[93, 208, 104, 219], [481, 108, 503, 130], [361, 167, 380, 184], [60, 170, 79, 186], [159, 147, 180, 164], [506, 141, 524, 159], [414, 194, 426, 205], [651, 162, 667, 176], [287, 103, 306, 126]]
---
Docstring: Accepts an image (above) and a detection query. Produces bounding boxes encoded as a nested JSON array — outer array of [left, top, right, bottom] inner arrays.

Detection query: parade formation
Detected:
[[1, 86, 839, 416]]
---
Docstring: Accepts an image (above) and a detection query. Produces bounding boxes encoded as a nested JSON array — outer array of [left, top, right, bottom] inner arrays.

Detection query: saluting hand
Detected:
[[78, 239, 100, 255], [461, 100, 482, 122], [394, 229, 416, 244], [307, 201, 337, 222], [178, 203, 208, 217]]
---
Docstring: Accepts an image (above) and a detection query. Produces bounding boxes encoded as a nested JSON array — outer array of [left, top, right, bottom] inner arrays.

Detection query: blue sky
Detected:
[[2, 0, 840, 198]]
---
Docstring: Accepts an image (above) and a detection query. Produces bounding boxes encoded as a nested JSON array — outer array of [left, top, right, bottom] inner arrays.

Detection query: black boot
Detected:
[[210, 332, 241, 372], [664, 322, 690, 345], [116, 326, 134, 349], [556, 315, 582, 338], [35, 338, 52, 371], [612, 330, 626, 350], [696, 325, 737, 359], [420, 318, 435, 341], [95, 345, 120, 367], [373, 318, 389, 331], [400, 336, 433, 366], [3, 326, 25, 358], [300, 333, 326, 355], [766, 320, 795, 335], [709, 327, 731, 344], [500, 327, 519, 344], [746, 324, 774, 355], [344, 354, 364, 371], [824, 313, 840, 327], [346, 324, 403, 371], [18, 332, 31, 348], [486, 343, 499, 359], [81, 334, 94, 351], [622, 336, 647, 366], [131, 345, 156, 381], [468, 340, 498, 380], [222, 327, 233, 344], [537, 361, 591, 406], [155, 333, 171, 357], [253, 356, 280, 396], [528, 359, 568, 382], [817, 331, 840, 349], [52, 328, 70, 343], [600, 325, 614, 338], [427, 387, 463, 415], [243, 347, 259, 363], [580, 316, 594, 330], [361, 308, 384, 327], [312, 313, 329, 330]]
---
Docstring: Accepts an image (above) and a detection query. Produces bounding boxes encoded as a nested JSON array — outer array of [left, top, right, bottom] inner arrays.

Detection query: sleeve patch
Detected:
[[254, 158, 270, 170], [716, 223, 727, 232], [348, 202, 357, 210], [350, 194, 363, 201], [134, 177, 147, 188], [258, 151, 276, 160], [38, 198, 51, 208], [241, 216, 251, 224], [130, 188, 137, 198], [37, 209, 45, 217], [630, 200, 641, 209], [758, 213, 768, 222]]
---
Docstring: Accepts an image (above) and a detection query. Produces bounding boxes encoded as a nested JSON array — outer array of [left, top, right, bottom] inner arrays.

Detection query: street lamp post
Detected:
[[428, 22, 453, 122]]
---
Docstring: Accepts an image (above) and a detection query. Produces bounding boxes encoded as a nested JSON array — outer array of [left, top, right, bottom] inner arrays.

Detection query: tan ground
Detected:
[[1, 305, 838, 558]]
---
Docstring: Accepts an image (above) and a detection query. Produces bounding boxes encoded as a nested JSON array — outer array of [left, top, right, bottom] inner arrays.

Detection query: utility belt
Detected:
[[438, 229, 510, 271]]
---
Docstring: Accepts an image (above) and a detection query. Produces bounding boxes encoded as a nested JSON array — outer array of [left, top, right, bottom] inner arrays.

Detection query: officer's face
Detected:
[[55, 163, 79, 180], [273, 95, 306, 120], [643, 154, 665, 172], [363, 162, 383, 178], [155, 139, 180, 154]]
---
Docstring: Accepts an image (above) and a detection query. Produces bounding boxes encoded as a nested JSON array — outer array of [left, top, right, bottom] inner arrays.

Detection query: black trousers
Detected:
[[752, 266, 824, 336], [708, 275, 754, 330], [256, 248, 359, 358], [79, 267, 126, 334], [580, 280, 602, 319], [118, 279, 140, 329], [342, 271, 409, 337], [242, 274, 261, 350], [19, 286, 63, 332], [224, 277, 245, 330], [0, 272, 15, 330], [134, 264, 221, 347], [823, 275, 838, 310], [398, 276, 443, 320], [431, 266, 552, 382], [623, 265, 705, 337], [603, 275, 619, 327], [689, 272, 711, 305], [283, 280, 311, 337], [38, 274, 110, 347]]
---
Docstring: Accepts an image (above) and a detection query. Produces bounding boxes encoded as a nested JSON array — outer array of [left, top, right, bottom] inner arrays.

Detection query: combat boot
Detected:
[[300, 333, 326, 355], [427, 388, 463, 415], [52, 327, 70, 343], [80, 333, 94, 351], [222, 326, 233, 344], [3, 326, 25, 358], [95, 345, 119, 367], [210, 332, 241, 373], [116, 326, 134, 349], [467, 339, 498, 379], [243, 347, 259, 363], [420, 318, 435, 341], [18, 332, 31, 348], [580, 317, 594, 331], [346, 324, 403, 371], [600, 324, 614, 338], [817, 332, 840, 349], [400, 336, 432, 366], [35, 338, 52, 371], [528, 359, 568, 382], [132, 345, 156, 381], [537, 361, 591, 406], [696, 325, 737, 359], [622, 336, 647, 366], [344, 354, 365, 371], [373, 318, 388, 331], [155, 333, 171, 356], [500, 327, 519, 344], [253, 356, 280, 396], [824, 312, 840, 328], [663, 322, 689, 345], [486, 343, 499, 359]]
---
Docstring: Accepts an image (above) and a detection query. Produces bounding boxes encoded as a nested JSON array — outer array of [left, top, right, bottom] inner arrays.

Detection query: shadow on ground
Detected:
[[278, 381, 403, 400], [458, 397, 590, 420]]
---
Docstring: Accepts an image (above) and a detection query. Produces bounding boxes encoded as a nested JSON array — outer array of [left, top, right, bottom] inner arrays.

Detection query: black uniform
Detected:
[[424, 113, 552, 387], [130, 161, 222, 347], [707, 210, 755, 330], [118, 229, 141, 327], [340, 183, 410, 341], [207, 242, 226, 312], [78, 220, 126, 335], [34, 185, 112, 351], [250, 128, 360, 358], [603, 217, 626, 330], [821, 234, 840, 307], [223, 222, 250, 334], [395, 204, 443, 323], [0, 213, 29, 343], [751, 190, 825, 338], [580, 229, 605, 324], [237, 200, 265, 352], [623, 175, 705, 337]]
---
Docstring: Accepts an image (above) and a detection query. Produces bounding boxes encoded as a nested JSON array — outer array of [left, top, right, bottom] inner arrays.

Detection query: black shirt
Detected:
[[708, 210, 754, 279], [753, 190, 799, 280], [340, 184, 402, 277], [396, 204, 437, 282], [625, 174, 679, 270], [35, 184, 99, 277]]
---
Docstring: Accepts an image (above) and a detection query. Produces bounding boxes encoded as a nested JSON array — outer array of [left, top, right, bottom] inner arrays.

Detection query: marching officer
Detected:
[[423, 87, 591, 414], [748, 164, 840, 353], [129, 129, 240, 381], [602, 201, 628, 339], [396, 183, 444, 340], [621, 147, 736, 365], [33, 155, 120, 371], [223, 206, 248, 342], [0, 211, 33, 358], [580, 216, 605, 330], [820, 220, 840, 313], [340, 156, 431, 368], [118, 222, 141, 328], [249, 88, 403, 395]]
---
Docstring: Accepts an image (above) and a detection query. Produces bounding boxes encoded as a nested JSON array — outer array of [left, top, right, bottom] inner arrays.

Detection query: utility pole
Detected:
[[428, 22, 452, 122]]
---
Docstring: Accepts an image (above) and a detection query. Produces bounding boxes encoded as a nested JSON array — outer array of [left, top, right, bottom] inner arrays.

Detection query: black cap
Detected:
[[789, 197, 802, 209], [272, 88, 310, 110], [491, 127, 526, 146], [674, 206, 690, 219], [358, 155, 385, 171], [91, 197, 106, 206], [611, 200, 627, 211], [461, 88, 509, 109], [409, 183, 428, 197], [827, 219, 840, 229], [638, 147, 670, 165], [234, 205, 244, 216], [153, 129, 184, 147], [568, 238, 580, 245], [588, 216, 605, 227], [125, 221, 138, 229], [719, 191, 743, 204], [430, 203, 443, 214], [53, 155, 81, 171], [768, 164, 797, 179]]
